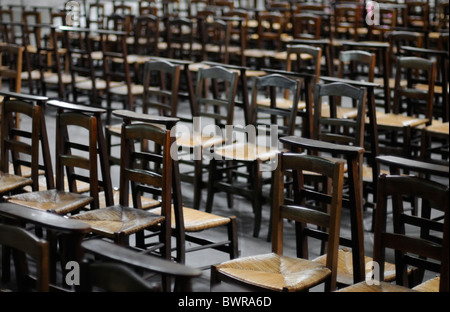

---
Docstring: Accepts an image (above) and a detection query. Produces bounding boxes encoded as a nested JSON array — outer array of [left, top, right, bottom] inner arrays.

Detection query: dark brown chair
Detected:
[[71, 111, 178, 261], [0, 43, 23, 95], [79, 239, 202, 292], [339, 174, 449, 292], [177, 65, 239, 211], [211, 153, 345, 292], [375, 56, 436, 158], [4, 100, 113, 214], [206, 73, 301, 238], [333, 4, 368, 41], [0, 92, 52, 195], [200, 19, 231, 64]]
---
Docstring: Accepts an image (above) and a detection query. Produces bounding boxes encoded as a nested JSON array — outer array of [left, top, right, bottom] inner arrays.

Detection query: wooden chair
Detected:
[[244, 11, 284, 69], [0, 203, 91, 290], [291, 13, 322, 41], [333, 4, 367, 41], [206, 73, 301, 238], [279, 82, 372, 286], [99, 29, 144, 124], [339, 174, 449, 292], [0, 92, 52, 195], [403, 0, 430, 32], [200, 19, 231, 64], [70, 111, 178, 262], [87, 2, 106, 29], [211, 153, 345, 292], [4, 100, 113, 214], [0, 223, 49, 292], [375, 56, 436, 158], [0, 43, 23, 96], [177, 65, 238, 210], [221, 9, 250, 66], [165, 17, 196, 61], [61, 26, 103, 106]]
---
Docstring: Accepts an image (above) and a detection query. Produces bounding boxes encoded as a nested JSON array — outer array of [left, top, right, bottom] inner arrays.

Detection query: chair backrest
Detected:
[[0, 223, 49, 292], [194, 66, 239, 127], [285, 44, 322, 83], [393, 56, 436, 122], [374, 174, 449, 291], [133, 14, 160, 56], [272, 152, 345, 291], [251, 74, 301, 139], [387, 31, 424, 76], [87, 3, 106, 29], [312, 82, 367, 148], [142, 60, 181, 117], [292, 13, 322, 40], [338, 50, 376, 83], [0, 91, 53, 191], [47, 100, 114, 210], [0, 42, 23, 93]]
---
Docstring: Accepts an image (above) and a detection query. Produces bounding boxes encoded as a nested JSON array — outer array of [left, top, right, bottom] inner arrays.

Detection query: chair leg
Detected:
[[194, 159, 202, 210], [205, 159, 217, 213], [252, 160, 263, 238], [227, 216, 239, 259]]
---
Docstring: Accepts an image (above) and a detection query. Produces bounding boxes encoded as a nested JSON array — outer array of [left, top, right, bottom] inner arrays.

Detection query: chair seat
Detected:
[[109, 84, 144, 96], [374, 77, 408, 89], [176, 134, 225, 149], [412, 276, 440, 292], [23, 175, 91, 193], [126, 54, 151, 64], [214, 142, 279, 162], [21, 69, 41, 80], [8, 163, 45, 178], [272, 51, 314, 61], [374, 112, 429, 128], [70, 205, 165, 238], [44, 72, 89, 84], [423, 121, 449, 135], [98, 190, 160, 210], [0, 172, 33, 194], [75, 78, 121, 90], [149, 206, 232, 232], [337, 281, 417, 292], [415, 83, 449, 95], [243, 49, 275, 58], [257, 97, 306, 110], [313, 248, 397, 286], [321, 104, 359, 119], [215, 253, 331, 291], [5, 189, 93, 215]]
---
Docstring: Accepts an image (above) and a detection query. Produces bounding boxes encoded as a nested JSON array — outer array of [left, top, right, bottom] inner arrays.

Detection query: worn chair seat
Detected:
[[43, 72, 89, 85], [215, 253, 331, 291], [75, 78, 121, 90], [0, 172, 33, 194], [20, 69, 41, 80], [176, 133, 225, 149], [5, 189, 93, 214], [321, 104, 359, 119], [98, 190, 160, 210], [257, 97, 307, 111], [214, 142, 279, 162], [374, 77, 407, 89], [314, 249, 397, 286], [373, 111, 429, 128], [109, 84, 144, 96], [422, 121, 449, 134], [23, 175, 91, 193], [272, 51, 313, 61], [150, 205, 232, 232], [70, 205, 165, 239], [337, 281, 417, 292], [412, 276, 440, 292], [243, 49, 275, 58]]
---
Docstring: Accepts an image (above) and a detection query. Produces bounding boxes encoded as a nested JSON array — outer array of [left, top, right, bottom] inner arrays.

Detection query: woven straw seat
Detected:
[[374, 111, 429, 128], [313, 249, 397, 286], [6, 189, 93, 215], [338, 281, 417, 292], [71, 205, 164, 239], [412, 276, 440, 292], [98, 190, 160, 210], [257, 97, 307, 111], [0, 172, 33, 194], [176, 134, 225, 149], [215, 253, 331, 291], [213, 141, 279, 162], [149, 206, 232, 232]]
